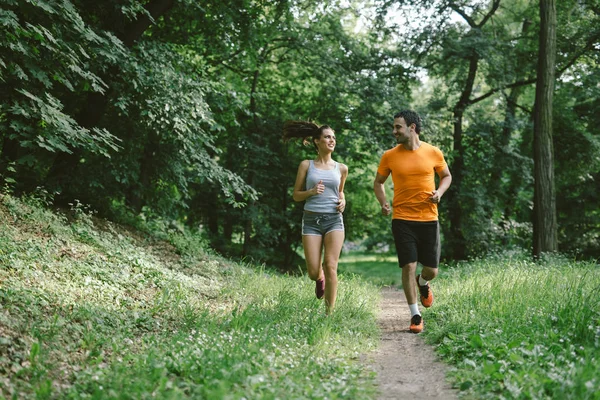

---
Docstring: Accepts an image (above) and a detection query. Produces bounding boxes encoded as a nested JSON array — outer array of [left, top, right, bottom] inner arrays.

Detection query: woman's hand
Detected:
[[337, 197, 346, 213], [312, 180, 324, 196]]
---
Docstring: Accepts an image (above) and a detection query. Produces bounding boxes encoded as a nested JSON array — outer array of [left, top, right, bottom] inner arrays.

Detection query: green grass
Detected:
[[2, 192, 599, 399], [424, 253, 600, 399], [0, 193, 380, 399], [338, 252, 400, 286], [339, 249, 600, 399]]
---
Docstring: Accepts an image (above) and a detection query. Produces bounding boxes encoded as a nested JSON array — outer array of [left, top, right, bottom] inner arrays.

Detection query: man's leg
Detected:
[[416, 221, 440, 307], [416, 266, 436, 308], [402, 261, 424, 333], [402, 261, 418, 305], [393, 220, 423, 332], [420, 266, 438, 281]]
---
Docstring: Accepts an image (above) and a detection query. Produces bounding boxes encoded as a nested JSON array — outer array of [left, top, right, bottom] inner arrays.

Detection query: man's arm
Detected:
[[430, 167, 452, 203], [373, 173, 391, 216]]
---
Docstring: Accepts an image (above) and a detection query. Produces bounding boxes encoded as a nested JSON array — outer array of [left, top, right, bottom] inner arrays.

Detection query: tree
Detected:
[[390, 0, 532, 259], [386, 0, 600, 260], [532, 0, 558, 256], [154, 0, 409, 267], [0, 0, 124, 189], [0, 0, 258, 225]]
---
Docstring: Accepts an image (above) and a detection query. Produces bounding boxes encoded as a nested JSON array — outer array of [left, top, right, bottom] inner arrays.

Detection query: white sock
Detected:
[[409, 303, 420, 317], [418, 275, 428, 286]]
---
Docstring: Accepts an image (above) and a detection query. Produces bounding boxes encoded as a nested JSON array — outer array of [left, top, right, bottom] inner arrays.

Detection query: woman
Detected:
[[283, 121, 348, 314]]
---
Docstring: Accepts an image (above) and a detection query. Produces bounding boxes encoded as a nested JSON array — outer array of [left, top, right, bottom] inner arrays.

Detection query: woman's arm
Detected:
[[336, 163, 348, 212], [292, 160, 322, 202]]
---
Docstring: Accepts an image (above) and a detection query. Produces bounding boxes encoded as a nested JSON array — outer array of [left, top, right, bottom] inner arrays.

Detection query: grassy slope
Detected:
[[0, 194, 380, 399], [3, 192, 599, 399]]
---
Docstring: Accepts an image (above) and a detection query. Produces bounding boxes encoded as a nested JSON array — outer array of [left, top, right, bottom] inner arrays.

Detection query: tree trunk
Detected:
[[242, 69, 261, 257], [447, 109, 466, 260], [533, 0, 558, 256], [445, 54, 478, 260]]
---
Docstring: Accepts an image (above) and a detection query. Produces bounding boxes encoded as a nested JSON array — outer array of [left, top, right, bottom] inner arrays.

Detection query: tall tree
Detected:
[[387, 0, 600, 259], [444, 0, 501, 260], [532, 0, 558, 256]]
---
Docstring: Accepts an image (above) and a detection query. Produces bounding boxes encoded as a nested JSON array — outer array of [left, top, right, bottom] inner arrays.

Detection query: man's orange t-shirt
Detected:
[[377, 142, 448, 221]]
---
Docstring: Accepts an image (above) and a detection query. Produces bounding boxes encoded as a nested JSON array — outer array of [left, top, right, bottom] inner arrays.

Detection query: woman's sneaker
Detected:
[[416, 274, 434, 308], [315, 278, 325, 299], [410, 314, 423, 333]]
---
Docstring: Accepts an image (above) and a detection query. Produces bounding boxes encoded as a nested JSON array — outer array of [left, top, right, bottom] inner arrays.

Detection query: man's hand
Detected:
[[381, 202, 391, 216], [430, 190, 441, 204]]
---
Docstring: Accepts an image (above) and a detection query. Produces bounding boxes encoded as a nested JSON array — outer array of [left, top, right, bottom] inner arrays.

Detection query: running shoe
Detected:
[[315, 278, 325, 299], [410, 314, 423, 333], [416, 274, 433, 308]]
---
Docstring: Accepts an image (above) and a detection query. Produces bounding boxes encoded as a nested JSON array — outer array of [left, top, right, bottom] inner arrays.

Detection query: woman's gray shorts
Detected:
[[302, 212, 344, 236]]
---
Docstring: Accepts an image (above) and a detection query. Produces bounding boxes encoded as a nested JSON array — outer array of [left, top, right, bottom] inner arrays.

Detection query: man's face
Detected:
[[393, 117, 412, 144]]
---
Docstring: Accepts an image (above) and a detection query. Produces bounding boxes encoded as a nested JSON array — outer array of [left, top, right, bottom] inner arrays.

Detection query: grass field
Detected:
[[426, 253, 600, 399], [338, 252, 400, 286], [0, 193, 381, 399], [340, 248, 600, 399], [1, 193, 599, 399]]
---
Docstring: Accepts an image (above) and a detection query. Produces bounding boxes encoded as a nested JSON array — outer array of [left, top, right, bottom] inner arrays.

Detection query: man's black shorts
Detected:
[[391, 219, 440, 268]]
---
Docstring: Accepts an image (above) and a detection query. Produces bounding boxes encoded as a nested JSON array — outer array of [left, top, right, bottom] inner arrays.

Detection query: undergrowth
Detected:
[[424, 252, 600, 399], [0, 193, 380, 399]]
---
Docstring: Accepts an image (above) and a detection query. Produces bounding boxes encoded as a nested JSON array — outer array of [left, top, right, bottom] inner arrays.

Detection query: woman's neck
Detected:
[[314, 154, 333, 165]]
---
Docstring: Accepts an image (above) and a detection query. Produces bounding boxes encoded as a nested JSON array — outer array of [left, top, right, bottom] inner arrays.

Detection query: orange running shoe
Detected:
[[315, 278, 325, 299], [416, 274, 434, 308], [410, 314, 423, 333]]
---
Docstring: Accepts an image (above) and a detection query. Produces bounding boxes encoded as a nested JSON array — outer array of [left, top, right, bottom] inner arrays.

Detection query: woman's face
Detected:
[[316, 128, 336, 152]]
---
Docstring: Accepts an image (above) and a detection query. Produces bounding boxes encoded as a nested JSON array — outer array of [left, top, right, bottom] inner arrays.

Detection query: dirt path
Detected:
[[367, 286, 459, 399]]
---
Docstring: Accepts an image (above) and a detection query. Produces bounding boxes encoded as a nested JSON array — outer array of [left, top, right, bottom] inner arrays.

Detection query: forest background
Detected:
[[1, 0, 599, 268]]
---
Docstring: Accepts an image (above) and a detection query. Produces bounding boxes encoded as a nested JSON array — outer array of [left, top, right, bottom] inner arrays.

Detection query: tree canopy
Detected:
[[1, 0, 599, 267]]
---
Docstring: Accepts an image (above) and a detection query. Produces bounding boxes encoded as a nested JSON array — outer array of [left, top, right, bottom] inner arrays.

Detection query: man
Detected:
[[373, 110, 452, 333]]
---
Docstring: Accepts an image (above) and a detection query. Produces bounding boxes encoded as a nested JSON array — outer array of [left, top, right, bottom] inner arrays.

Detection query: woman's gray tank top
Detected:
[[304, 160, 341, 213]]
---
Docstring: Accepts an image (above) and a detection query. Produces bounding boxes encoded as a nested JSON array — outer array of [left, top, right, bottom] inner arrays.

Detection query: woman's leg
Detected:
[[302, 235, 324, 281], [323, 230, 344, 313]]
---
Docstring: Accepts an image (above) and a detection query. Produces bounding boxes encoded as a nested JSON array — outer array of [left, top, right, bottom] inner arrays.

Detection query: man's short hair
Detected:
[[394, 110, 422, 134]]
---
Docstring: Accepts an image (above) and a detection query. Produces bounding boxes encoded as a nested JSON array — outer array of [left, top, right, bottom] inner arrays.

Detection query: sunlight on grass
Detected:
[[4, 192, 599, 399], [424, 252, 600, 399], [338, 252, 400, 286], [0, 194, 380, 399]]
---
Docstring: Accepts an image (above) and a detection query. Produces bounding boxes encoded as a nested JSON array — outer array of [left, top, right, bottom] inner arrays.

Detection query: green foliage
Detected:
[[389, 0, 600, 260], [0, 192, 380, 399], [94, 40, 257, 217], [553, 62, 600, 259], [424, 251, 600, 399], [142, 0, 410, 266], [0, 0, 124, 162], [1, 0, 600, 266]]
